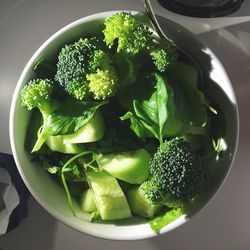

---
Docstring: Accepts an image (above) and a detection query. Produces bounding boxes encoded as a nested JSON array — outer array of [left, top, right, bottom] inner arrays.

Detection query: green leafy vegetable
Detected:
[[169, 63, 207, 127], [60, 151, 94, 216], [46, 101, 107, 136], [120, 111, 146, 141], [25, 109, 43, 152], [212, 138, 227, 160], [62, 163, 86, 182], [42, 161, 61, 174], [148, 208, 183, 233], [33, 58, 45, 70], [127, 73, 174, 144]]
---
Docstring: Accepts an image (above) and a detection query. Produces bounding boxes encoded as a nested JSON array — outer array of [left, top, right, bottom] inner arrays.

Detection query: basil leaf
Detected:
[[133, 100, 159, 139], [120, 111, 146, 141], [133, 73, 174, 143], [46, 101, 107, 136]]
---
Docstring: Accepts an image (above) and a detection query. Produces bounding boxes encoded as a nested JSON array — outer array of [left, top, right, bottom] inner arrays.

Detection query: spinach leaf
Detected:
[[133, 73, 174, 144], [46, 101, 107, 136], [169, 63, 207, 127]]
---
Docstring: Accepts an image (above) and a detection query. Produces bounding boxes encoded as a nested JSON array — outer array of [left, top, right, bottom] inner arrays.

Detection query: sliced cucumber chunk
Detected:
[[46, 135, 82, 154], [62, 111, 105, 144], [97, 149, 150, 184], [127, 187, 163, 218], [86, 170, 132, 220], [79, 189, 97, 212]]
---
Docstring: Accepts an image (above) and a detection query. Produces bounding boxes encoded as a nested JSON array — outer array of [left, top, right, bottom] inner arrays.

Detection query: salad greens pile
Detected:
[[21, 12, 225, 234]]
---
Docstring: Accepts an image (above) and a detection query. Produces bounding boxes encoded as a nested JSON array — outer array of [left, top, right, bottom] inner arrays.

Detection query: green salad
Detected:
[[21, 12, 225, 233]]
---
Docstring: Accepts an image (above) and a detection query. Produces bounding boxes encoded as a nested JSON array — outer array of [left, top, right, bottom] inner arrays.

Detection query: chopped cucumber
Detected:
[[46, 135, 82, 154], [97, 149, 150, 184], [62, 111, 105, 144], [86, 170, 132, 220], [127, 187, 163, 218], [79, 189, 97, 212]]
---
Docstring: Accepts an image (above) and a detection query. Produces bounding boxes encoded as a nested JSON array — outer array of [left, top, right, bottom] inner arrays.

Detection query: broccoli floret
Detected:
[[103, 12, 153, 54], [87, 69, 118, 100], [150, 41, 179, 72], [103, 12, 153, 89], [90, 50, 113, 71], [21, 79, 55, 152], [140, 179, 161, 202], [21, 79, 53, 114], [55, 38, 118, 100], [55, 37, 98, 100], [141, 137, 207, 207], [87, 50, 118, 100]]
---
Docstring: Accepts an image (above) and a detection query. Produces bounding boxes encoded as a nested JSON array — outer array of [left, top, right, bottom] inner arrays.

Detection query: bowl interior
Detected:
[[10, 11, 239, 240]]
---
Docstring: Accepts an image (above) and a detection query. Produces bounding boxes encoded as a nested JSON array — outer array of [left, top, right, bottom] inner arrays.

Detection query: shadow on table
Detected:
[[0, 198, 58, 250]]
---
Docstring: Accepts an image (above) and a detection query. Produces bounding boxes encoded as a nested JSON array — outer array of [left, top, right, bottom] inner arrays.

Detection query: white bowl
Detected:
[[9, 11, 239, 240]]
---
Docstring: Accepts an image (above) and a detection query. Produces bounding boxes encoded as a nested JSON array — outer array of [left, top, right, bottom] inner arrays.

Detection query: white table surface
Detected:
[[0, 0, 250, 249]]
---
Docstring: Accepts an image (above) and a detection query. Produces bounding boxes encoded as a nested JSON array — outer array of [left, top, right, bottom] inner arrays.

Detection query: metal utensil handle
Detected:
[[142, 0, 171, 42], [142, 0, 205, 88], [142, 0, 186, 56]]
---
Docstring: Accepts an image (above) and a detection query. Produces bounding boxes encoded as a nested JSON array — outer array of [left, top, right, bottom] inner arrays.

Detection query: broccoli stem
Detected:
[[159, 135, 164, 150], [31, 100, 57, 152], [38, 99, 54, 116], [31, 125, 49, 152]]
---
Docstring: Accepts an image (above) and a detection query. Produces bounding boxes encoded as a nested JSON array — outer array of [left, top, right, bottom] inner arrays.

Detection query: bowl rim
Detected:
[[9, 10, 239, 241]]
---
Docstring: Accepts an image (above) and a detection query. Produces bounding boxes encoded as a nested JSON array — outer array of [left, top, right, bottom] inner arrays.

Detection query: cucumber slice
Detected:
[[46, 135, 82, 154], [97, 149, 150, 184], [86, 170, 132, 220], [127, 187, 163, 218], [62, 111, 105, 144], [79, 189, 97, 212]]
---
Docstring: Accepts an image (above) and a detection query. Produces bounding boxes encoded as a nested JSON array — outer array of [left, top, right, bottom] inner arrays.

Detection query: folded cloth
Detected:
[[0, 153, 29, 235]]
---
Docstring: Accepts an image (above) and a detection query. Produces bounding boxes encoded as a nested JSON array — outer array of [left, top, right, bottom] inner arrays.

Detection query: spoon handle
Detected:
[[142, 0, 205, 88], [142, 0, 172, 42]]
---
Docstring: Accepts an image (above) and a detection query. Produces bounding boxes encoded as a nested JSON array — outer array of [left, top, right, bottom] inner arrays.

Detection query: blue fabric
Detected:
[[0, 153, 29, 233]]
